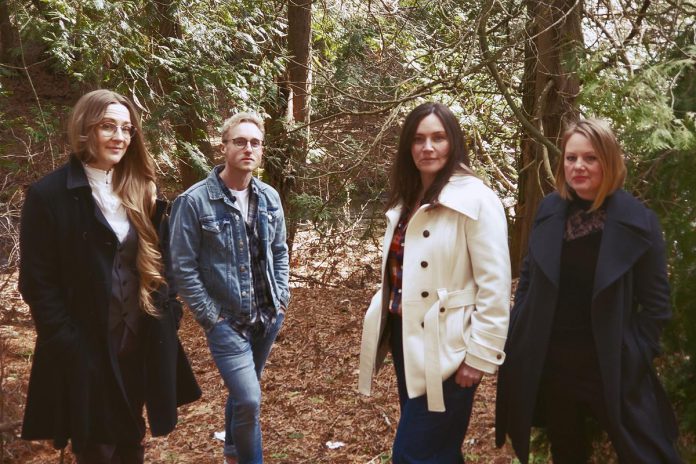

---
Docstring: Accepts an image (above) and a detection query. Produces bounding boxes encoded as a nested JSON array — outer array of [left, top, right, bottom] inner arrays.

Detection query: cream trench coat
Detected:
[[358, 175, 511, 412]]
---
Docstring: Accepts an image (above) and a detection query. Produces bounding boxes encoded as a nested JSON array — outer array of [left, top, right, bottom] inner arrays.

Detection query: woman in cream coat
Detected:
[[359, 102, 511, 463]]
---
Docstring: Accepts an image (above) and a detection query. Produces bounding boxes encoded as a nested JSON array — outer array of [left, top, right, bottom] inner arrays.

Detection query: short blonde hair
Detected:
[[555, 118, 627, 210], [221, 111, 265, 142]]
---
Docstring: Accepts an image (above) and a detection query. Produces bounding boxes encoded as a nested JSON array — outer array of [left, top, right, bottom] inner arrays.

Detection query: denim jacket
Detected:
[[169, 167, 290, 332]]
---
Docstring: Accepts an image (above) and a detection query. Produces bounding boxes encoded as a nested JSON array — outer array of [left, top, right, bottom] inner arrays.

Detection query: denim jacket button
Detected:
[[242, 291, 247, 296]]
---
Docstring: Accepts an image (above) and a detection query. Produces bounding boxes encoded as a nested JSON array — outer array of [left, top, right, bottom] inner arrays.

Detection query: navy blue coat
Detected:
[[495, 190, 681, 463], [19, 156, 201, 452]]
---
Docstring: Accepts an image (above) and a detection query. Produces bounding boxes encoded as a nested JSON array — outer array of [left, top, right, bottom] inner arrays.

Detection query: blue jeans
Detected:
[[205, 312, 285, 464], [390, 315, 478, 464]]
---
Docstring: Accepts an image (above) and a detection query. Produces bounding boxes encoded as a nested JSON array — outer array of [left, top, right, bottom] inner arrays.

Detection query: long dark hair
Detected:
[[385, 102, 473, 212]]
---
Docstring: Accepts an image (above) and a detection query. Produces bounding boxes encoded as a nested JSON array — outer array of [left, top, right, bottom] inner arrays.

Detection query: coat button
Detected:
[[421, 291, 429, 298], [497, 354, 502, 360], [420, 261, 428, 268], [420, 321, 424, 328], [423, 230, 430, 237], [439, 307, 445, 313]]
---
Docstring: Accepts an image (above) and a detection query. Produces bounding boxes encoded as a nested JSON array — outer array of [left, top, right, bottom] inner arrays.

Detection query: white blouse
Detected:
[[83, 164, 130, 243]]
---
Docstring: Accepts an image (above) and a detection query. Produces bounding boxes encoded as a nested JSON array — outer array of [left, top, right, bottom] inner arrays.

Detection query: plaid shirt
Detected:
[[387, 212, 409, 315], [216, 171, 277, 339]]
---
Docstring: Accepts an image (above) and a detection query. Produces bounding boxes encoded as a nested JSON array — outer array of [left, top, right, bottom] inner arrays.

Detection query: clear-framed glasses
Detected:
[[226, 137, 263, 149], [97, 122, 136, 139]]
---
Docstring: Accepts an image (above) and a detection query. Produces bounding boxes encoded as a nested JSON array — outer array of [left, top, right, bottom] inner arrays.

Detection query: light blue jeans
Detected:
[[205, 312, 285, 464]]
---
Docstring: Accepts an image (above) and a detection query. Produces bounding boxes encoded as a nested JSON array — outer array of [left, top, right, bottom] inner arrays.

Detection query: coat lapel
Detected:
[[592, 190, 652, 298], [66, 156, 116, 238], [529, 195, 566, 288], [382, 207, 402, 274]]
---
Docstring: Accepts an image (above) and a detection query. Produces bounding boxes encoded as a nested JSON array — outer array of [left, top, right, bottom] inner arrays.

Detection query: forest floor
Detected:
[[0, 72, 517, 464], [0, 266, 519, 464]]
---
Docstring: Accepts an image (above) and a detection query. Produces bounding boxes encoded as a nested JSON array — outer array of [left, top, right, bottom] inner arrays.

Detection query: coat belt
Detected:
[[423, 288, 476, 412]]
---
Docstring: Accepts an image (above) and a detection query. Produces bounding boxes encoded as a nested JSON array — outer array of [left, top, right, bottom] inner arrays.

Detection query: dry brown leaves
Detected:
[[1, 278, 517, 463]]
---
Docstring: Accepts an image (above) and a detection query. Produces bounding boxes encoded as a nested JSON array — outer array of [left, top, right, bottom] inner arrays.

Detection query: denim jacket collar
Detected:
[[205, 165, 269, 211]]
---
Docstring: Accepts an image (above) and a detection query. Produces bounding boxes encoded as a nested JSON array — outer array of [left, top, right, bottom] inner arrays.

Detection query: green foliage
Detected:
[[175, 141, 211, 178], [11, 0, 288, 173]]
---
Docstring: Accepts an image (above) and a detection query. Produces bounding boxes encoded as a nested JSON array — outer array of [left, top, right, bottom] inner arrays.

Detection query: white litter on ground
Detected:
[[325, 441, 346, 449]]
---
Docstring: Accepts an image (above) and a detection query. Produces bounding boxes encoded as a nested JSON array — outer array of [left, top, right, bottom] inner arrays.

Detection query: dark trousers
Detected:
[[389, 315, 477, 464], [75, 443, 144, 464], [541, 340, 618, 464], [76, 326, 145, 464]]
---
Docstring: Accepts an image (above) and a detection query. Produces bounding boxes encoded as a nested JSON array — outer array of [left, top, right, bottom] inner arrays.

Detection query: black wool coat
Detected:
[[495, 190, 681, 464], [19, 156, 201, 452]]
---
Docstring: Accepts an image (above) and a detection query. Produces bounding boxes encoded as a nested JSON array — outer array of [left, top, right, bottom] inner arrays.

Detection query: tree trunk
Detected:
[[262, 0, 312, 254], [511, 0, 582, 275], [0, 0, 18, 65], [263, 82, 306, 254], [150, 0, 214, 188], [287, 0, 312, 125]]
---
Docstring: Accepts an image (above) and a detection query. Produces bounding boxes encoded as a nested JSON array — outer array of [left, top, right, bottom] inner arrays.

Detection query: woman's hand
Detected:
[[455, 362, 483, 388]]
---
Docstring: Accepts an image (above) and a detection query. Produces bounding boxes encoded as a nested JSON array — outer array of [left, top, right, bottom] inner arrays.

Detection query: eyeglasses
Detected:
[[224, 137, 263, 149], [97, 122, 137, 139]]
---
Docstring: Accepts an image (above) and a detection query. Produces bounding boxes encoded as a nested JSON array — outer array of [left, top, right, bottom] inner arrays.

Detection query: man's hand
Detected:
[[455, 362, 483, 388]]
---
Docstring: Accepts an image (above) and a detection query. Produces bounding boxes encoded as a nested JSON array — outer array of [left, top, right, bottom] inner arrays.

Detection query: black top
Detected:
[[551, 197, 607, 346]]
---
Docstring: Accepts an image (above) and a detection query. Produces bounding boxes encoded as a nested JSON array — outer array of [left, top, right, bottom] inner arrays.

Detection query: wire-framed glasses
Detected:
[[97, 122, 137, 139]]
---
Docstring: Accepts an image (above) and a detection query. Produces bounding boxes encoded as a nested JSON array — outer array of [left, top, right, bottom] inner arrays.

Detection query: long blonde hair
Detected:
[[68, 89, 165, 316]]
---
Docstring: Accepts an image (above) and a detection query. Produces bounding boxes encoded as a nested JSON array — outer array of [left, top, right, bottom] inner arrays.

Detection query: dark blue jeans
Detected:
[[390, 315, 478, 464], [206, 312, 285, 464]]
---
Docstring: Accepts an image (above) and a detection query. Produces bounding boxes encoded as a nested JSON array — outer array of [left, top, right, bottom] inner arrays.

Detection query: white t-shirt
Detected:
[[83, 164, 130, 243], [229, 186, 250, 220]]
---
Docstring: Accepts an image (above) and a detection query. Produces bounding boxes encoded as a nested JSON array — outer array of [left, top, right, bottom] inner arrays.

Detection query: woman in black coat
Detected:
[[495, 119, 681, 463], [19, 89, 201, 463]]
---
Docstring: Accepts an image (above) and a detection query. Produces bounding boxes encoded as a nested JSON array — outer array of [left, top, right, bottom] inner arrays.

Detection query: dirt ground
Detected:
[[1, 274, 518, 464]]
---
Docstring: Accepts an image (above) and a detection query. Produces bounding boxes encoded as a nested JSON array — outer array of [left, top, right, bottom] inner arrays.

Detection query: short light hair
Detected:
[[221, 111, 265, 142], [555, 118, 627, 210]]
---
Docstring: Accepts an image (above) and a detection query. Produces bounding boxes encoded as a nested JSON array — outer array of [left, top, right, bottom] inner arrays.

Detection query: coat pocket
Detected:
[[437, 289, 476, 353], [444, 304, 475, 352]]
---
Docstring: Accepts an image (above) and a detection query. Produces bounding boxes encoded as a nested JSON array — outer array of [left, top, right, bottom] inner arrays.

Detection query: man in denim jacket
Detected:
[[169, 112, 290, 464]]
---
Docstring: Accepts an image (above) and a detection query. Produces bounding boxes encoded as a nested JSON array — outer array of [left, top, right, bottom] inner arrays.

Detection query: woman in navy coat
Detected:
[[19, 90, 200, 462], [495, 119, 681, 463]]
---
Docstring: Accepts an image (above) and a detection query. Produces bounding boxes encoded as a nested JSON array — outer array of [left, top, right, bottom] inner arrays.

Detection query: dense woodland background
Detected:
[[0, 0, 694, 462]]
